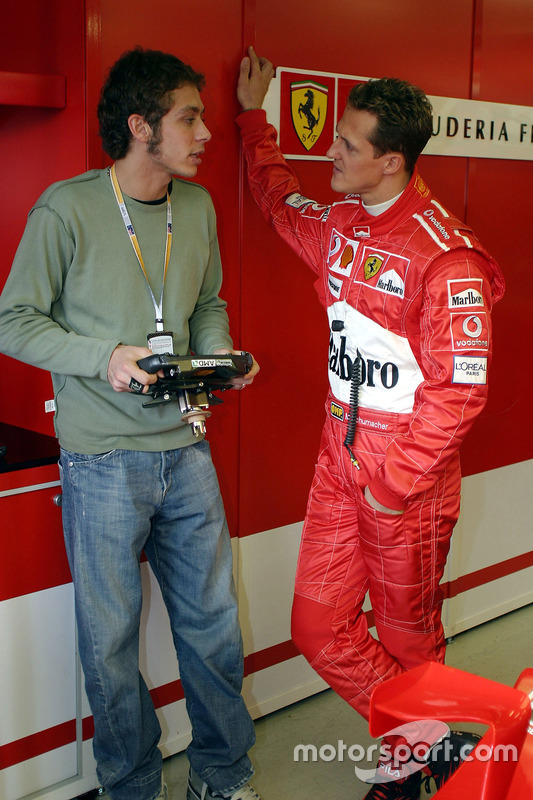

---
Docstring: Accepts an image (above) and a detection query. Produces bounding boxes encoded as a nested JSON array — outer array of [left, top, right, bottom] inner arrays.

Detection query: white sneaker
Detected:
[[225, 787, 261, 800], [187, 768, 262, 800]]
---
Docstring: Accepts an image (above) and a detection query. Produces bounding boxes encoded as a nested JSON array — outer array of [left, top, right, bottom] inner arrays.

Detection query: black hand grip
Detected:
[[137, 354, 168, 374]]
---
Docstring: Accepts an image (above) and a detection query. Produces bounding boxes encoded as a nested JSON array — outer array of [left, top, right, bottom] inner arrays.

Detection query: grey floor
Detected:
[[163, 603, 533, 799]]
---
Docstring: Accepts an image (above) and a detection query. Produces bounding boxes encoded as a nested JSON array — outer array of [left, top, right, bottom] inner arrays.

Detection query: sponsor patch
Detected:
[[415, 174, 430, 198], [364, 254, 384, 280], [327, 303, 424, 414], [191, 358, 232, 368], [328, 230, 358, 277], [375, 268, 405, 298], [452, 356, 488, 384], [328, 274, 343, 299], [448, 278, 485, 309], [421, 208, 451, 240], [450, 312, 489, 351], [285, 194, 330, 220], [285, 193, 315, 209], [354, 246, 409, 297], [330, 402, 345, 420], [353, 225, 371, 238]]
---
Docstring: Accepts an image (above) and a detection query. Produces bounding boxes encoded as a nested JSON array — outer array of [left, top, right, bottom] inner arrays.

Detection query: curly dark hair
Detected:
[[347, 78, 433, 174], [97, 47, 205, 159]]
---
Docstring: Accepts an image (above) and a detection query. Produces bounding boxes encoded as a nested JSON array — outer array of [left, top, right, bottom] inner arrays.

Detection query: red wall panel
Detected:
[[473, 0, 533, 103], [462, 0, 533, 473], [253, 0, 475, 97], [460, 157, 533, 474], [0, 0, 86, 435]]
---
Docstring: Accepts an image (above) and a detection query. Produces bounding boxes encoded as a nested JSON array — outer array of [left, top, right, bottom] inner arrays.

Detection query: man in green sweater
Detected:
[[0, 48, 261, 800]]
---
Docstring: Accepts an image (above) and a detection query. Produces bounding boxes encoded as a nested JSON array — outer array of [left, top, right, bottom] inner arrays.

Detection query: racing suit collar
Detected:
[[341, 168, 432, 237]]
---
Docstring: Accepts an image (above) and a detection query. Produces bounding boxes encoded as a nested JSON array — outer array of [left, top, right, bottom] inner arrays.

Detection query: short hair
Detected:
[[347, 77, 433, 174], [97, 47, 205, 159]]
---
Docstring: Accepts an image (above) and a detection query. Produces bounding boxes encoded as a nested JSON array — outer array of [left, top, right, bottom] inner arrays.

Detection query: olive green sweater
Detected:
[[0, 169, 233, 453]]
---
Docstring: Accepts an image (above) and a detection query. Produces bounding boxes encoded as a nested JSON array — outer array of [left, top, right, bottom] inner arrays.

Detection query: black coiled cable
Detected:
[[343, 354, 361, 469]]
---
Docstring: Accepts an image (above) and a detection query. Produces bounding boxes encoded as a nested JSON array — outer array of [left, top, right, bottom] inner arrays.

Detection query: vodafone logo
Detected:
[[462, 315, 483, 338], [450, 312, 489, 351]]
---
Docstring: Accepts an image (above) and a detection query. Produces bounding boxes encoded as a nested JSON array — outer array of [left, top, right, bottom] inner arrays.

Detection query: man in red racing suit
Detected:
[[236, 49, 505, 797]]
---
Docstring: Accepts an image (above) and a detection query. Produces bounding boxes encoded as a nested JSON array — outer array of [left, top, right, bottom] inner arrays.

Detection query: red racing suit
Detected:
[[237, 110, 505, 719]]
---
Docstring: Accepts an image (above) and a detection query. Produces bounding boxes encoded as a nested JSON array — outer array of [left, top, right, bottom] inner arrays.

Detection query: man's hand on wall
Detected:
[[237, 46, 275, 111]]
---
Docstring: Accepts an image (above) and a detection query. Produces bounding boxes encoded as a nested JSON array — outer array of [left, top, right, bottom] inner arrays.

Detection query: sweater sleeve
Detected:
[[0, 203, 120, 380], [187, 201, 233, 355], [237, 109, 328, 275], [367, 249, 497, 511]]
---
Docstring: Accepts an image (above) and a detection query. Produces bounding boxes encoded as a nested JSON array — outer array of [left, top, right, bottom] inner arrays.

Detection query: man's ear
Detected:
[[382, 152, 405, 176], [127, 114, 152, 143]]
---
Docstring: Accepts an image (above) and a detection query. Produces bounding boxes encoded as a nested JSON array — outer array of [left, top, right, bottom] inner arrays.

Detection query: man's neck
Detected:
[[113, 154, 171, 202], [359, 172, 410, 208]]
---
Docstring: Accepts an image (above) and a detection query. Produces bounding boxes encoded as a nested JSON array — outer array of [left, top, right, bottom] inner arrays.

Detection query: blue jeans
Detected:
[[60, 442, 255, 800]]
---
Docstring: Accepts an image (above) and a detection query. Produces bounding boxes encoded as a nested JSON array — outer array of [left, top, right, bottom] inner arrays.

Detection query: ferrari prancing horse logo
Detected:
[[291, 80, 328, 151], [364, 254, 384, 280]]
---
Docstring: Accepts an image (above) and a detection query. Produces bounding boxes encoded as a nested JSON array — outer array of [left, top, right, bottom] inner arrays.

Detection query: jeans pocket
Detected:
[[60, 447, 117, 465], [59, 449, 120, 498]]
